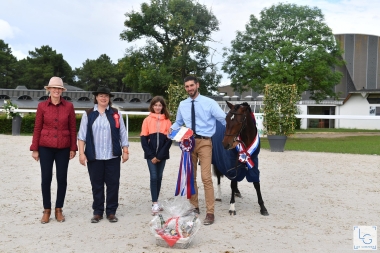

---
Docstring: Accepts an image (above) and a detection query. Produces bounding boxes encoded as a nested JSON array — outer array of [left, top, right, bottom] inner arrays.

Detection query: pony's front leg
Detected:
[[215, 173, 222, 202], [253, 182, 269, 216], [233, 181, 242, 198], [229, 181, 237, 215], [213, 165, 222, 201]]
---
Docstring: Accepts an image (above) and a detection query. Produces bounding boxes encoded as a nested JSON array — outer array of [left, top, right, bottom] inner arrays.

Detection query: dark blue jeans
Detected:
[[147, 159, 166, 202], [39, 146, 70, 209], [87, 157, 121, 216]]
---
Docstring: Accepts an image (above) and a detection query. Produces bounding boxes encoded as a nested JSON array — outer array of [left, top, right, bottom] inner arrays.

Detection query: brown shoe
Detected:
[[107, 214, 118, 223], [41, 209, 51, 224], [91, 215, 103, 223], [55, 208, 65, 222], [203, 213, 214, 225]]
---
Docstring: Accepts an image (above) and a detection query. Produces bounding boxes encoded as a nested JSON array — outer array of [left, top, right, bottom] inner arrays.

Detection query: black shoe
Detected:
[[91, 215, 103, 223], [184, 207, 200, 216], [107, 214, 118, 223]]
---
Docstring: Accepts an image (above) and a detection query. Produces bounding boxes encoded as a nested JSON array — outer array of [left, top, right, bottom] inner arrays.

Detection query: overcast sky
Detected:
[[1, 0, 379, 86]]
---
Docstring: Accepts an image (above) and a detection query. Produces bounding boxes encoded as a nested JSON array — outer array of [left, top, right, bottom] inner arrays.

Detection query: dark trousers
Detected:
[[147, 159, 166, 202], [39, 146, 70, 209], [87, 157, 121, 216]]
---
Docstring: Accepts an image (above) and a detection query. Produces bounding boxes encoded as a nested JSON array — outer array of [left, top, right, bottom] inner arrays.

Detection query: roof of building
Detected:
[[0, 87, 152, 111], [63, 83, 84, 91], [15, 86, 28, 90]]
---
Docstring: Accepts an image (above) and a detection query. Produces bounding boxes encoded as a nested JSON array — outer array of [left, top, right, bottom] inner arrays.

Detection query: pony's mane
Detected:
[[233, 102, 252, 113]]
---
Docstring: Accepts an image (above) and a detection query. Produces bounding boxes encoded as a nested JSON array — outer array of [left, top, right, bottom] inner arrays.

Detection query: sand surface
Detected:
[[1, 135, 379, 253]]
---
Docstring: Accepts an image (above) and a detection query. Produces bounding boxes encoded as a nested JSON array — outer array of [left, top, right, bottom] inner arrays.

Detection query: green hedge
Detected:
[[0, 113, 146, 134], [0, 115, 12, 134]]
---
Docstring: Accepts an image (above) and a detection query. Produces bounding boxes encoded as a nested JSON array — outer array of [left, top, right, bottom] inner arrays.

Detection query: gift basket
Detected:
[[150, 197, 201, 249]]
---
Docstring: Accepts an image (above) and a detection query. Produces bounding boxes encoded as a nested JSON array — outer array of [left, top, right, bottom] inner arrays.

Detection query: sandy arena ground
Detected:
[[0, 135, 379, 253]]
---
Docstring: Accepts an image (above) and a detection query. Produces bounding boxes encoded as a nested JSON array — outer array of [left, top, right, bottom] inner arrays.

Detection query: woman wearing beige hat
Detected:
[[30, 76, 78, 224]]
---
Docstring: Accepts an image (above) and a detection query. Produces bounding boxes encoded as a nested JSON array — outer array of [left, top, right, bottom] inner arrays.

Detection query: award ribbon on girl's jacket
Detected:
[[168, 127, 196, 199]]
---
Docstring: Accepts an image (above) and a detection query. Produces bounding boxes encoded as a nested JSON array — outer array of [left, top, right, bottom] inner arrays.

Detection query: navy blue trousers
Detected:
[[39, 146, 70, 209], [87, 157, 120, 216], [147, 159, 166, 202]]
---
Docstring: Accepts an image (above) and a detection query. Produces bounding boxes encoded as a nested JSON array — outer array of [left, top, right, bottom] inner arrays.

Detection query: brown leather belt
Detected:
[[194, 134, 211, 140]]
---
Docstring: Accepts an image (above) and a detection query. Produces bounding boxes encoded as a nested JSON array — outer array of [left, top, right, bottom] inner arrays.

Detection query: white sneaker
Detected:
[[152, 204, 160, 215]]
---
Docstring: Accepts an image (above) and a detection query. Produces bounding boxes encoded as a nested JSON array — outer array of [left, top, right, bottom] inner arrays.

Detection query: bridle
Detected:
[[224, 110, 248, 144]]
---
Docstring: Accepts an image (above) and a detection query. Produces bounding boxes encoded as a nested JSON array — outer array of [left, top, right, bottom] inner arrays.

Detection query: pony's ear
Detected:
[[226, 101, 233, 109], [241, 102, 251, 113], [241, 103, 251, 113]]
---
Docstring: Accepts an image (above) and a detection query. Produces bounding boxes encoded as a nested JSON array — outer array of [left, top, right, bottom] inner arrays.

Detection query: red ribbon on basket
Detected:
[[156, 217, 181, 247]]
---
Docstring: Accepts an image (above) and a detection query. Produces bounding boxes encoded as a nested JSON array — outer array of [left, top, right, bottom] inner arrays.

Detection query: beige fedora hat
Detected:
[[44, 77, 67, 91]]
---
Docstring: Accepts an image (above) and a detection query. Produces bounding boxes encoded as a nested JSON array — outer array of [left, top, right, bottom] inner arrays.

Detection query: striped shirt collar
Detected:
[[94, 104, 110, 112]]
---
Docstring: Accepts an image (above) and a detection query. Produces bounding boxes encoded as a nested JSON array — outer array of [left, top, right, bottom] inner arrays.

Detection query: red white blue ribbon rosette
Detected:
[[168, 127, 196, 199]]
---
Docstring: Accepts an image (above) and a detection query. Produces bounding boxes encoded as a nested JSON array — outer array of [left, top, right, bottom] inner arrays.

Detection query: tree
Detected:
[[75, 54, 120, 91], [0, 40, 18, 89], [120, 0, 221, 96], [18, 45, 74, 89], [222, 3, 344, 101]]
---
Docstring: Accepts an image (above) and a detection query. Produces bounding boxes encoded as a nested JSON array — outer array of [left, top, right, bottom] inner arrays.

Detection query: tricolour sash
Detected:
[[235, 113, 260, 169]]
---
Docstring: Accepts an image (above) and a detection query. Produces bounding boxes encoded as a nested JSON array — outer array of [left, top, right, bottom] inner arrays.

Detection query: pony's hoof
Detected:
[[215, 198, 222, 202], [260, 210, 269, 216], [229, 210, 236, 215], [234, 192, 242, 198]]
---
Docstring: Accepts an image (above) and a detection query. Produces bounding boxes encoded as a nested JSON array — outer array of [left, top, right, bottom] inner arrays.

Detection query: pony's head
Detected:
[[222, 101, 252, 149]]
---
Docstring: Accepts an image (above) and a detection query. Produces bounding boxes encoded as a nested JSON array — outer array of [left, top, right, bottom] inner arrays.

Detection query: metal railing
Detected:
[[1, 109, 379, 135], [0, 109, 149, 131]]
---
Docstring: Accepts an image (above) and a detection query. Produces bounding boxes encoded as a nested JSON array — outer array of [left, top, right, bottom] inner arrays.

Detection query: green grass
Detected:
[[296, 128, 380, 133], [130, 129, 379, 155], [8, 129, 380, 155], [260, 136, 380, 155], [128, 131, 141, 142]]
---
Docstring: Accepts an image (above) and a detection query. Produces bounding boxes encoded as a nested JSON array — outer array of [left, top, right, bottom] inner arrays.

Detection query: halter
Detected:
[[224, 111, 247, 144]]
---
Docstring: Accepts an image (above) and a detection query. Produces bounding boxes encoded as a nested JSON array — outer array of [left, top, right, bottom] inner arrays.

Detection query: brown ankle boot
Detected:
[[41, 209, 51, 224], [55, 208, 65, 222]]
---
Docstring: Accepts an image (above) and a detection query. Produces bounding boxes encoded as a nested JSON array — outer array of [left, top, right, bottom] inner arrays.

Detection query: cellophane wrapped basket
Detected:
[[150, 197, 201, 249]]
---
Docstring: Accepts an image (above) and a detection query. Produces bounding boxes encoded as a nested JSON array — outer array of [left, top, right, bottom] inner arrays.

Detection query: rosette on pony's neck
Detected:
[[113, 112, 120, 128]]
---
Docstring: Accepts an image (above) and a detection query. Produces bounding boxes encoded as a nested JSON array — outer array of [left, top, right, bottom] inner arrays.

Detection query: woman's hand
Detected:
[[79, 154, 87, 166], [151, 157, 161, 164], [69, 151, 76, 160], [32, 151, 39, 162], [122, 152, 129, 163]]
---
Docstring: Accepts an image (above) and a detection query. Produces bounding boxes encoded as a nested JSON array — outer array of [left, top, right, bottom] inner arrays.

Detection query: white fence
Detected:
[[0, 109, 149, 131], [1, 109, 380, 136]]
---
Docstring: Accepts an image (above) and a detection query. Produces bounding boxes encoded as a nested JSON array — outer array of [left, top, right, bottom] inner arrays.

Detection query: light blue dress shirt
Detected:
[[77, 105, 129, 160], [171, 94, 226, 137]]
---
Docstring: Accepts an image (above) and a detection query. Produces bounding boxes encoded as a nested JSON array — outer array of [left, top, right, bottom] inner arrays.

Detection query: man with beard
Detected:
[[170, 76, 226, 225]]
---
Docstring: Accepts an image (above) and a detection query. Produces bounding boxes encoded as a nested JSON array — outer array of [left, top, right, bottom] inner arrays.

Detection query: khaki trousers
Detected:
[[190, 138, 214, 214]]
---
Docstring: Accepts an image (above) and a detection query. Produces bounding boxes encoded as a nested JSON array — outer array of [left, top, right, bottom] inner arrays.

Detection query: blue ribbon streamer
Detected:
[[175, 137, 196, 199]]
